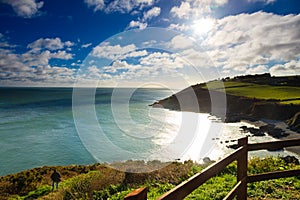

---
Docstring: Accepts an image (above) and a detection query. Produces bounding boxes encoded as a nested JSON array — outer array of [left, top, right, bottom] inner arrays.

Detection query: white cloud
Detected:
[[170, 0, 228, 19], [65, 41, 74, 47], [127, 6, 161, 30], [84, 0, 156, 14], [50, 50, 73, 60], [247, 0, 276, 5], [86, 65, 112, 79], [27, 37, 74, 51], [122, 2, 161, 30], [169, 34, 194, 50], [201, 12, 300, 74], [168, 23, 189, 32], [0, 33, 16, 49], [84, 0, 104, 12], [91, 42, 147, 61], [92, 51, 188, 86], [92, 43, 137, 60], [170, 2, 191, 19], [81, 43, 92, 48], [129, 20, 148, 30], [143, 6, 161, 20], [246, 65, 268, 74], [270, 60, 300, 76], [0, 58, 76, 86], [2, 0, 44, 18], [0, 37, 76, 86], [103, 60, 141, 74], [21, 50, 50, 66], [139, 52, 185, 70], [125, 49, 148, 58]]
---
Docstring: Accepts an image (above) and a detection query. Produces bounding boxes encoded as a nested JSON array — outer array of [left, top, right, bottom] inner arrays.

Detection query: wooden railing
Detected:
[[124, 137, 300, 200]]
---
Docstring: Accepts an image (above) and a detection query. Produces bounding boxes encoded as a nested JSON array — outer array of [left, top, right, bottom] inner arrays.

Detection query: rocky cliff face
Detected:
[[151, 87, 300, 132]]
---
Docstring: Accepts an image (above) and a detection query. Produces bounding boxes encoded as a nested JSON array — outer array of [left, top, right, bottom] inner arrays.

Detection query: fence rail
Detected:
[[124, 137, 300, 200]]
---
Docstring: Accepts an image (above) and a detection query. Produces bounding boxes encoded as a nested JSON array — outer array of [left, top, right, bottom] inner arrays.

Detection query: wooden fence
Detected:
[[124, 137, 300, 200]]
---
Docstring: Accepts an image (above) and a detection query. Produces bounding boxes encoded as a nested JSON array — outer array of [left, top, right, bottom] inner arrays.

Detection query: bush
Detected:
[[62, 171, 104, 199]]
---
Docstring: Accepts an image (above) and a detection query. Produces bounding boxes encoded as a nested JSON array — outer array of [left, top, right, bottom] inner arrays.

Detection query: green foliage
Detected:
[[248, 156, 288, 174], [146, 183, 174, 200], [248, 177, 300, 199], [247, 157, 300, 199], [3, 157, 300, 200], [92, 184, 129, 200], [9, 185, 52, 200], [205, 81, 300, 104], [188, 164, 205, 176], [62, 171, 104, 200], [185, 170, 237, 200]]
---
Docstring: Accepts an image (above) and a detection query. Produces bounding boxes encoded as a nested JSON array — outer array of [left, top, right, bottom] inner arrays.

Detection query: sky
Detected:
[[0, 0, 299, 88]]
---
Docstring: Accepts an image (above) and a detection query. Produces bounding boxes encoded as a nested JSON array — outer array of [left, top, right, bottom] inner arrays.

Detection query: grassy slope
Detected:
[[205, 81, 300, 105], [4, 157, 300, 200]]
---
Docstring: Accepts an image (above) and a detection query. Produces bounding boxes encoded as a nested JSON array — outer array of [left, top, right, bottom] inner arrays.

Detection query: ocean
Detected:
[[0, 87, 290, 176]]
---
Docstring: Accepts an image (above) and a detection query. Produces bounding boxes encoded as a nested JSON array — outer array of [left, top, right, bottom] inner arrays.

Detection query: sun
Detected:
[[192, 18, 214, 35]]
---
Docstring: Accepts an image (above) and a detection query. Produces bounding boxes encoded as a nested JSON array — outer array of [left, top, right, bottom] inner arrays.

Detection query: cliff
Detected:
[[151, 74, 300, 132]]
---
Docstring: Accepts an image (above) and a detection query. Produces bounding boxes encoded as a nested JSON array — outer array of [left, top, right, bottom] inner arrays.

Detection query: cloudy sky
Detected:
[[0, 0, 299, 88]]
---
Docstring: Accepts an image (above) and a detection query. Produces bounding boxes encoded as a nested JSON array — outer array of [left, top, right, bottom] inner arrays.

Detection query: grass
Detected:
[[204, 81, 300, 105], [9, 185, 52, 200], [2, 157, 300, 200]]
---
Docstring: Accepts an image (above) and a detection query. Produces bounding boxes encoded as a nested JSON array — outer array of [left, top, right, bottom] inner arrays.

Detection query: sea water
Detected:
[[0, 88, 291, 176]]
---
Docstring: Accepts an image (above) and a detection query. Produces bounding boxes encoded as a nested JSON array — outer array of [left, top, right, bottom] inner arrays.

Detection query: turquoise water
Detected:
[[0, 88, 174, 175], [0, 87, 292, 176]]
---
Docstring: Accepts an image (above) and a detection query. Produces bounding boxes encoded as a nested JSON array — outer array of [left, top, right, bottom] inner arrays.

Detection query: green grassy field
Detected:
[[6, 157, 300, 200], [204, 81, 300, 105]]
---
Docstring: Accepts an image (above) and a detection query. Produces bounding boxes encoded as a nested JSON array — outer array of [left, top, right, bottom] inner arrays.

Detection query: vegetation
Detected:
[[1, 157, 300, 200], [205, 81, 300, 105]]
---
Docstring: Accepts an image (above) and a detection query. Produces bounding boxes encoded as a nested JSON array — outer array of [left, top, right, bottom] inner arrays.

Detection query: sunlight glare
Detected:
[[192, 18, 214, 35]]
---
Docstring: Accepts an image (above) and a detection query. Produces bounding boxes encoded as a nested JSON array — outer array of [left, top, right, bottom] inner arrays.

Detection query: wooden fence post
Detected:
[[237, 137, 248, 200], [124, 187, 147, 200]]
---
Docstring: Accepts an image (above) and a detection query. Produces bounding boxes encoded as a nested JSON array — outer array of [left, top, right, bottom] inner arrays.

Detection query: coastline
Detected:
[[243, 119, 300, 155]]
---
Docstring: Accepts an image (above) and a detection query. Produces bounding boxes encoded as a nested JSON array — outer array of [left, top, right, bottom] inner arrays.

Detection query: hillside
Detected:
[[1, 157, 299, 200], [151, 74, 300, 132]]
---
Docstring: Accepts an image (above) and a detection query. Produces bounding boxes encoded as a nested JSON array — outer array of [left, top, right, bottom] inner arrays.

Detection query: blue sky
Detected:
[[0, 0, 299, 88]]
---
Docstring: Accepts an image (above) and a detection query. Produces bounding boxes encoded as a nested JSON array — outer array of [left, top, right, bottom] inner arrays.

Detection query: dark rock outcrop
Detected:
[[240, 126, 265, 137], [282, 155, 300, 165]]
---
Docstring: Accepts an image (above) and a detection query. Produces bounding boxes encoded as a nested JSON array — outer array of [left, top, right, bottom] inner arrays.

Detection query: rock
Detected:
[[281, 156, 300, 165], [248, 127, 265, 136], [267, 147, 283, 152], [258, 124, 289, 138], [227, 144, 239, 149], [267, 128, 289, 139], [240, 126, 265, 136], [259, 124, 275, 132], [240, 126, 248, 132], [203, 157, 212, 164]]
